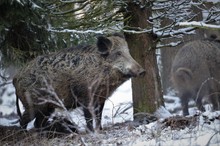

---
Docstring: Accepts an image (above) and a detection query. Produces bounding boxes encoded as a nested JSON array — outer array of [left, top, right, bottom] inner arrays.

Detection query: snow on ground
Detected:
[[0, 83, 16, 116], [131, 111, 220, 146], [1, 79, 220, 145]]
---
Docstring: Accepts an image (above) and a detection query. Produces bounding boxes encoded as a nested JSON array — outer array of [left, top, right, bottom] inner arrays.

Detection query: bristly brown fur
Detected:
[[13, 35, 145, 132]]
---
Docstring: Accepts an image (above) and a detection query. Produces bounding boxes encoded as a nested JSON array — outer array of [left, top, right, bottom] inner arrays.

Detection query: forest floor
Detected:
[[0, 81, 220, 145], [0, 110, 220, 146]]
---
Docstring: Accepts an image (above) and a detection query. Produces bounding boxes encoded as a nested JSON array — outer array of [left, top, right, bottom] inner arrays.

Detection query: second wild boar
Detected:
[[171, 39, 220, 116]]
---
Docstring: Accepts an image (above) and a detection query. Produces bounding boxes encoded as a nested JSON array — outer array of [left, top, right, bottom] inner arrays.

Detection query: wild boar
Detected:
[[13, 34, 145, 132], [171, 39, 220, 116]]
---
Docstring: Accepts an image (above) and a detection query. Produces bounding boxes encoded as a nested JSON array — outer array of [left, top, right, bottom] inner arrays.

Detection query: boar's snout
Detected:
[[134, 68, 146, 77], [126, 67, 145, 78]]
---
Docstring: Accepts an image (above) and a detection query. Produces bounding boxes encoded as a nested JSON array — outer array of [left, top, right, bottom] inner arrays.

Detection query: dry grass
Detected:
[[0, 115, 201, 146], [0, 125, 82, 146], [0, 123, 133, 146]]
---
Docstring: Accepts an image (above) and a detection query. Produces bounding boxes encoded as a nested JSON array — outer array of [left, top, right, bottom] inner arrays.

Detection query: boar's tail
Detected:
[[175, 67, 193, 82], [16, 95, 22, 118]]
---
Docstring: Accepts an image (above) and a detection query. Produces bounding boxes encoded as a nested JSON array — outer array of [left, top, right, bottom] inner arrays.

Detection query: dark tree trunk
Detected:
[[124, 1, 164, 115]]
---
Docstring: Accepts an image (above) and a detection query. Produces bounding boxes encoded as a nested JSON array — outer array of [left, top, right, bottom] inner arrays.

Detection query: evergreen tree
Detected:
[[0, 0, 53, 67]]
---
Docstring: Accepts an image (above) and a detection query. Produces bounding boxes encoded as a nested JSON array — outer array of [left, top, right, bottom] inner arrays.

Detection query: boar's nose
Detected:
[[138, 69, 146, 77], [127, 68, 145, 78]]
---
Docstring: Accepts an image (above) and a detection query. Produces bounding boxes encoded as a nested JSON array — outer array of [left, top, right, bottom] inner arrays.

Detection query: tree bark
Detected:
[[124, 1, 164, 115]]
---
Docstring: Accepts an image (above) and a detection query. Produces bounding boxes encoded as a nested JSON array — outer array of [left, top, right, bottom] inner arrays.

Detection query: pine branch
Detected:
[[52, 1, 90, 15]]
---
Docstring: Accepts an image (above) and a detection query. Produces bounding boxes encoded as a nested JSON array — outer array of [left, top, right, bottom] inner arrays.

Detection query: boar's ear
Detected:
[[97, 36, 112, 56]]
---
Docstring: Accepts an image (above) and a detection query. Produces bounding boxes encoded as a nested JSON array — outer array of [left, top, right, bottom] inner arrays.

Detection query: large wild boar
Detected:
[[13, 34, 145, 132], [171, 39, 220, 116]]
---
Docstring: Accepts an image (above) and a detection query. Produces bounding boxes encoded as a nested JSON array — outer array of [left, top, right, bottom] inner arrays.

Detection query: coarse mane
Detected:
[[64, 44, 97, 54]]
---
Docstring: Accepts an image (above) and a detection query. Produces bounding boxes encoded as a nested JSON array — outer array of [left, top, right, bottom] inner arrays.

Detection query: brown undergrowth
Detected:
[[1, 113, 219, 146]]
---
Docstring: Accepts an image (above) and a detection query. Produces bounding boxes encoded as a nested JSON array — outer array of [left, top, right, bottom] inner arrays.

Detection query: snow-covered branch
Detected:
[[156, 41, 182, 48], [179, 21, 220, 29], [122, 29, 151, 34], [155, 27, 195, 38], [49, 28, 106, 34]]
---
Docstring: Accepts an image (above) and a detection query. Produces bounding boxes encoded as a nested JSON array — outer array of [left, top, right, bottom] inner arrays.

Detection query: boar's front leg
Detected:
[[209, 93, 220, 111], [195, 95, 205, 113], [83, 102, 105, 132], [83, 107, 94, 132], [94, 101, 105, 130], [208, 85, 220, 111], [71, 83, 95, 132]]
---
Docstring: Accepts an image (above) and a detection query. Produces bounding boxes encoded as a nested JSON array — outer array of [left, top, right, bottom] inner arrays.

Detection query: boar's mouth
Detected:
[[123, 69, 146, 78]]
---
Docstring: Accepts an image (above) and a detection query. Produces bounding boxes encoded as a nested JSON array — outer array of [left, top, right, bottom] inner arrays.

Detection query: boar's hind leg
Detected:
[[180, 92, 190, 116], [20, 108, 35, 129], [34, 107, 54, 129]]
